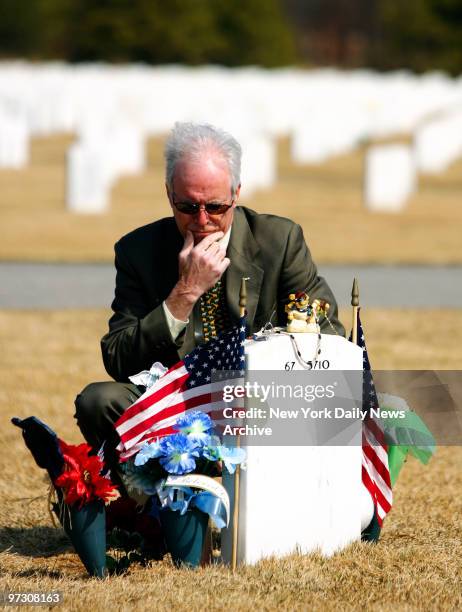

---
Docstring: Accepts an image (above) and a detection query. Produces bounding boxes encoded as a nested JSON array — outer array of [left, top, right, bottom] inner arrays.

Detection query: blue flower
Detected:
[[158, 434, 200, 475], [218, 446, 247, 474], [174, 411, 214, 444], [134, 440, 162, 466]]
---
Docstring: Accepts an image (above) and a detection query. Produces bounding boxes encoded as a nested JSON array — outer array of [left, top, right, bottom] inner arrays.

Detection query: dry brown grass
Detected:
[[0, 308, 461, 610], [1, 135, 461, 263]]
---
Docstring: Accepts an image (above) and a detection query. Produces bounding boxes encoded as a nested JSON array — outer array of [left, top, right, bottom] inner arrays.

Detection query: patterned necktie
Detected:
[[199, 278, 231, 343]]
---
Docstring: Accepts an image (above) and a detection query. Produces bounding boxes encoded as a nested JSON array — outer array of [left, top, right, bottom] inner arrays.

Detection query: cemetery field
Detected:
[[0, 135, 462, 264], [1, 308, 461, 609]]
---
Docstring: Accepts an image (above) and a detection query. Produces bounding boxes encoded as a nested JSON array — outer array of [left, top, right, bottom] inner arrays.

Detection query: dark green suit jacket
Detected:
[[101, 206, 345, 382]]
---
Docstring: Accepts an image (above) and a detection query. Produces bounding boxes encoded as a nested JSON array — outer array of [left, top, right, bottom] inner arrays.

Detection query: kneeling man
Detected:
[[74, 122, 345, 465]]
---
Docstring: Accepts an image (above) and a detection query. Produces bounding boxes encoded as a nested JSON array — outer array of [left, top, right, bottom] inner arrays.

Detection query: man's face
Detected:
[[167, 154, 239, 245]]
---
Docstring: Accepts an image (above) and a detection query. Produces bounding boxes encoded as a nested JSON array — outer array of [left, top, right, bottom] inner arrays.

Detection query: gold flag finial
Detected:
[[351, 278, 359, 344], [239, 277, 250, 317]]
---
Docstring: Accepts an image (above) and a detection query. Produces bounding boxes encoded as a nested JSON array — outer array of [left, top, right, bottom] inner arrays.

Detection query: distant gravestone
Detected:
[[68, 111, 147, 213], [205, 108, 277, 198], [291, 105, 366, 165], [239, 132, 277, 198], [77, 113, 146, 183], [0, 114, 29, 168], [415, 112, 462, 174], [109, 127, 146, 178], [291, 116, 331, 164], [364, 144, 416, 212], [66, 144, 110, 213]]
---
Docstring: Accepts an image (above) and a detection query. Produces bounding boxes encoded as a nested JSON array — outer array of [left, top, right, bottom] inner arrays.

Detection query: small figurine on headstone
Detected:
[[285, 293, 330, 333], [285, 291, 311, 333], [306, 298, 330, 333]]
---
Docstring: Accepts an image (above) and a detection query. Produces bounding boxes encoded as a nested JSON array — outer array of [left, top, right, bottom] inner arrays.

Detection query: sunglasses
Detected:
[[172, 196, 234, 216]]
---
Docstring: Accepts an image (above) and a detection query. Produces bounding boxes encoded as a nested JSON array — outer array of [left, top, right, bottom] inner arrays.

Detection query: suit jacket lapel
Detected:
[[225, 207, 264, 330], [152, 218, 183, 300]]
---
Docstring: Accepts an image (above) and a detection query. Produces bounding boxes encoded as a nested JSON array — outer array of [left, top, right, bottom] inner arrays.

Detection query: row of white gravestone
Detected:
[[2, 63, 462, 211], [2, 63, 461, 137], [364, 108, 462, 212], [66, 121, 276, 212], [67, 88, 279, 211], [2, 64, 462, 147]]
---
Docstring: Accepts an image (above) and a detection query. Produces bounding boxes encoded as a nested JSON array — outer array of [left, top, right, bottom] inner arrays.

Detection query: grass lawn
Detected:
[[0, 308, 461, 609]]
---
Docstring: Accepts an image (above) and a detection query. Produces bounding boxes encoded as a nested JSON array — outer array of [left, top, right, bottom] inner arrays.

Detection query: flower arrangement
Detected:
[[54, 440, 119, 508], [122, 412, 245, 484], [120, 411, 245, 526], [11, 416, 121, 577]]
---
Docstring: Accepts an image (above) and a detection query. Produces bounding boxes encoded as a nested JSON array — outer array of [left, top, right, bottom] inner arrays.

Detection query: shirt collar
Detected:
[[219, 227, 232, 251]]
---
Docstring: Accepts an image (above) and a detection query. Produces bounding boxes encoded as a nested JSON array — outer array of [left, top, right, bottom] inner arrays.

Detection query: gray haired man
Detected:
[[74, 122, 344, 462]]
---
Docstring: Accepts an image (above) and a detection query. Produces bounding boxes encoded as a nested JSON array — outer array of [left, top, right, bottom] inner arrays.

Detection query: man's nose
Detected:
[[195, 207, 209, 226]]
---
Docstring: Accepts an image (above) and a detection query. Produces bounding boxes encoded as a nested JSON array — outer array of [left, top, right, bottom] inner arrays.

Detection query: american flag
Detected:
[[351, 310, 392, 527], [114, 316, 246, 461]]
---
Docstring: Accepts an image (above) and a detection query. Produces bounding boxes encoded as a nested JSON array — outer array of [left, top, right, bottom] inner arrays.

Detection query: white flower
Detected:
[[377, 393, 410, 413], [129, 361, 168, 389]]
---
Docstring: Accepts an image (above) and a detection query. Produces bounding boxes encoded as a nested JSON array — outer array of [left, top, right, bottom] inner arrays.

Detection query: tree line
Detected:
[[284, 0, 462, 75], [0, 0, 460, 74], [0, 0, 296, 67]]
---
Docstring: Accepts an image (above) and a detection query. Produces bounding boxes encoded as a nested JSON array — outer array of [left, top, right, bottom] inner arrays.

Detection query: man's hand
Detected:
[[165, 231, 230, 322]]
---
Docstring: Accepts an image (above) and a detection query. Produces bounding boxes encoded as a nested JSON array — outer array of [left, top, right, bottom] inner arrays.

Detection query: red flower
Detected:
[[54, 440, 119, 508]]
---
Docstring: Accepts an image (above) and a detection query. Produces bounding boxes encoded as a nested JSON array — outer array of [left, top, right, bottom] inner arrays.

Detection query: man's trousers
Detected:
[[74, 381, 144, 467]]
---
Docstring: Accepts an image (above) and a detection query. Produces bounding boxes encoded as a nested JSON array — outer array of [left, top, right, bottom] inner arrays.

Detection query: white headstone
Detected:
[[239, 132, 277, 199], [109, 127, 146, 177], [66, 143, 110, 213], [291, 102, 367, 165], [415, 111, 462, 174], [364, 144, 416, 212], [0, 113, 29, 168], [221, 333, 369, 564]]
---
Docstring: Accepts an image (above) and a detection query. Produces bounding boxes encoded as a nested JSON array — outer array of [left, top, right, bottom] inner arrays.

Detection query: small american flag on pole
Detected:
[[351, 310, 393, 527], [115, 316, 246, 461]]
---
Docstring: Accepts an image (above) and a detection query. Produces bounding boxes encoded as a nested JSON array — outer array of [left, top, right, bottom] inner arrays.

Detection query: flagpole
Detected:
[[231, 277, 247, 571], [351, 278, 359, 344]]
